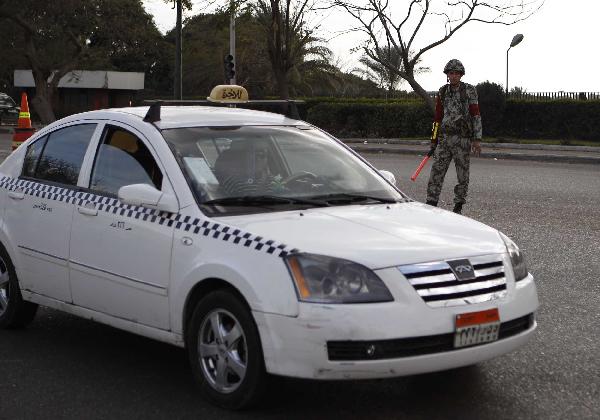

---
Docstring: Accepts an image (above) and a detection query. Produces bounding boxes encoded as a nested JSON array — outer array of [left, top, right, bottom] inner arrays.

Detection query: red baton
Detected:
[[410, 155, 430, 181]]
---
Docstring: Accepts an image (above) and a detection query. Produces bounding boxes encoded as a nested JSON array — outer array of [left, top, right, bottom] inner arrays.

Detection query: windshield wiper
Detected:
[[202, 195, 330, 207], [308, 193, 400, 205]]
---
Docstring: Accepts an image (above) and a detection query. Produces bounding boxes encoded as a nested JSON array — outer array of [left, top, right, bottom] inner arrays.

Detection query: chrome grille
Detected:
[[398, 254, 507, 308]]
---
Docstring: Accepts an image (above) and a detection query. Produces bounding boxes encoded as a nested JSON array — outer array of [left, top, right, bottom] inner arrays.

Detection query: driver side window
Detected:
[[89, 126, 163, 196]]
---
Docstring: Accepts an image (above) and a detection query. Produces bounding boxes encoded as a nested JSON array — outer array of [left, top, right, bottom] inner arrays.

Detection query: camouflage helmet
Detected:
[[443, 59, 465, 75]]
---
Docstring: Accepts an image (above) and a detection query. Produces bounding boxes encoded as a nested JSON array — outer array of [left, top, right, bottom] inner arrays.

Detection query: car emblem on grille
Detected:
[[447, 259, 476, 281]]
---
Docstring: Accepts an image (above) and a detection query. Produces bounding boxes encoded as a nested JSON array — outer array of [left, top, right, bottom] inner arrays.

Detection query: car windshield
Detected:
[[162, 125, 406, 214]]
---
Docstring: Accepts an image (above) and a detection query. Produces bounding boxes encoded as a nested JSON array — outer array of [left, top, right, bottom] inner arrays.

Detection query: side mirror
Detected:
[[118, 184, 179, 213], [378, 170, 397, 186]]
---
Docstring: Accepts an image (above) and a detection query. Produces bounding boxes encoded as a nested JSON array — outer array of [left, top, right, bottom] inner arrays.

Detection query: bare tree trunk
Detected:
[[275, 70, 289, 100], [30, 75, 56, 124], [405, 75, 435, 114]]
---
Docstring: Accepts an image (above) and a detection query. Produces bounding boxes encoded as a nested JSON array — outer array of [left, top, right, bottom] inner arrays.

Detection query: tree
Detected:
[[0, 0, 167, 123], [253, 0, 330, 99], [0, 1, 93, 123], [163, 10, 270, 98], [174, 9, 356, 98], [356, 46, 429, 94], [87, 1, 172, 95], [0, 17, 28, 94], [332, 0, 544, 113]]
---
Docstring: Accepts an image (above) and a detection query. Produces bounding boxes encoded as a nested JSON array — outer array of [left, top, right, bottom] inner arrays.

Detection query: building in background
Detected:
[[13, 70, 144, 118]]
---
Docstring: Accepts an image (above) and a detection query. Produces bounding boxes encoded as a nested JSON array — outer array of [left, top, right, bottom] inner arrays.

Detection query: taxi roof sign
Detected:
[[207, 85, 249, 103]]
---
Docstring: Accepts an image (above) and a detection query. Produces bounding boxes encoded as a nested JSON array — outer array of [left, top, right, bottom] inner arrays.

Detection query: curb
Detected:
[[348, 145, 600, 165], [341, 138, 600, 153]]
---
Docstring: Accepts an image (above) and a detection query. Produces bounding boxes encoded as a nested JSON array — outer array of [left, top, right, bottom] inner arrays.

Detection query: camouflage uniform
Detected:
[[426, 60, 482, 207]]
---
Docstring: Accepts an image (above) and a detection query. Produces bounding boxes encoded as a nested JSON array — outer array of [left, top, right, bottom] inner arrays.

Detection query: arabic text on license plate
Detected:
[[454, 308, 500, 348]]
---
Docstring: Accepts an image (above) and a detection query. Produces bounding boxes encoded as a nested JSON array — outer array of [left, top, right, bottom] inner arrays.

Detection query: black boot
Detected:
[[453, 203, 463, 214], [426, 200, 438, 207]]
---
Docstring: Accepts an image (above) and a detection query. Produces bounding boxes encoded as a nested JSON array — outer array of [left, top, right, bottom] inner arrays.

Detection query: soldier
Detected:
[[425, 59, 482, 214]]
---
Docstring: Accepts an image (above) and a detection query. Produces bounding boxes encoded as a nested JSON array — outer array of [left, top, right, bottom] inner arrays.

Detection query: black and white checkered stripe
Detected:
[[0, 176, 298, 258]]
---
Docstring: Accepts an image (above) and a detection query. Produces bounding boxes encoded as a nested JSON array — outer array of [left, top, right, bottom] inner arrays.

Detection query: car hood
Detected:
[[213, 202, 505, 269]]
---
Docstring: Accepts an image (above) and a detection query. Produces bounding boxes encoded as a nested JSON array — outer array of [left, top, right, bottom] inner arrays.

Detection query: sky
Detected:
[[143, 0, 599, 93]]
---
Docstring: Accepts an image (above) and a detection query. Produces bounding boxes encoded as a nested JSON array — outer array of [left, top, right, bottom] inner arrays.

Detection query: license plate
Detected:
[[454, 308, 500, 348]]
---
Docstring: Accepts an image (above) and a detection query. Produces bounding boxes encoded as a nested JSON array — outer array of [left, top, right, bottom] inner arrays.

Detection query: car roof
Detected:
[[64, 106, 306, 130]]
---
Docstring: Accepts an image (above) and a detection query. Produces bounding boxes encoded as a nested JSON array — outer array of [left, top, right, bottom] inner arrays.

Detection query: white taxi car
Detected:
[[0, 86, 538, 409]]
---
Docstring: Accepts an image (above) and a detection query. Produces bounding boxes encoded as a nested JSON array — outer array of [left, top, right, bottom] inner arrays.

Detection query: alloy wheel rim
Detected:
[[198, 309, 248, 394], [0, 257, 10, 316]]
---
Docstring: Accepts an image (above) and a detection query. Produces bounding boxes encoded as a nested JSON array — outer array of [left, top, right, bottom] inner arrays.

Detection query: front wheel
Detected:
[[187, 290, 267, 409], [0, 246, 38, 329]]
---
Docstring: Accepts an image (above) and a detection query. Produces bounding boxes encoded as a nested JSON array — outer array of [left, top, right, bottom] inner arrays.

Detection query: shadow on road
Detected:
[[1, 307, 529, 420]]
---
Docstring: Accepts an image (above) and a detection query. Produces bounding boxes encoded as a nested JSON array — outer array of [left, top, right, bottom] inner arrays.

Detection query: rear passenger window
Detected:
[[89, 126, 163, 196], [22, 135, 49, 178], [32, 124, 97, 186]]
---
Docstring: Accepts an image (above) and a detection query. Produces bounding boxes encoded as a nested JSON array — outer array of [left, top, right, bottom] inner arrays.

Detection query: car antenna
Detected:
[[144, 101, 162, 123]]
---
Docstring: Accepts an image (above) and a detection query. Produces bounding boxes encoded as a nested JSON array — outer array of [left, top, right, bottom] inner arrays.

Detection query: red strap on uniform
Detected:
[[469, 104, 480, 116], [434, 96, 443, 122]]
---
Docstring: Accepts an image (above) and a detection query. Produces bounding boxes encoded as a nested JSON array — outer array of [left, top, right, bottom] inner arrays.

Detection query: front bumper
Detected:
[[254, 272, 538, 380]]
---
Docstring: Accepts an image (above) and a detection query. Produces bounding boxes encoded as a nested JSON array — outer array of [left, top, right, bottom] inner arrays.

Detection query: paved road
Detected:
[[346, 140, 600, 165], [1, 155, 599, 419]]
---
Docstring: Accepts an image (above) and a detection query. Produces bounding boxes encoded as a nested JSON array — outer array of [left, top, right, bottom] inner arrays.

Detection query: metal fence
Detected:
[[355, 91, 600, 101], [507, 91, 600, 101]]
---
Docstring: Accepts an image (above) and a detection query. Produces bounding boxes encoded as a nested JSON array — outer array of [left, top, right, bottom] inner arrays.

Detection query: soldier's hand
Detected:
[[471, 140, 481, 157], [427, 141, 437, 157]]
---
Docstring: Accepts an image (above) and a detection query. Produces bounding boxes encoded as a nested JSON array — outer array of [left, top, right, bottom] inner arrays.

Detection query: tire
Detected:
[[186, 290, 267, 410], [0, 245, 38, 329]]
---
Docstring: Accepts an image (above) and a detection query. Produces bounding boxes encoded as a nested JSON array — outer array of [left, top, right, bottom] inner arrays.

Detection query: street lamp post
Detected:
[[174, 0, 182, 100], [506, 34, 524, 95]]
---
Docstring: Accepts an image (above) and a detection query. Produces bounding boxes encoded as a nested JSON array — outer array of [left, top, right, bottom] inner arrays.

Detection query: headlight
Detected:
[[284, 253, 393, 303], [500, 232, 528, 281]]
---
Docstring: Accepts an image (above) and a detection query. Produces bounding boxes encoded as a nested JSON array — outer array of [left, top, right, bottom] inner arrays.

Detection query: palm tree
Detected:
[[356, 46, 429, 97], [254, 0, 330, 99]]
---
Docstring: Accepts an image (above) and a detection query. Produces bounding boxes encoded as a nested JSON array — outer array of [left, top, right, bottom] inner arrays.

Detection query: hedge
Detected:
[[306, 102, 432, 138], [501, 100, 600, 140], [304, 99, 600, 142]]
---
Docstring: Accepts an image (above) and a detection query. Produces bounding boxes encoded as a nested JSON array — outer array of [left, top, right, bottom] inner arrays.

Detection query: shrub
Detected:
[[502, 100, 600, 140], [476, 81, 506, 136], [302, 97, 600, 142], [306, 102, 431, 138]]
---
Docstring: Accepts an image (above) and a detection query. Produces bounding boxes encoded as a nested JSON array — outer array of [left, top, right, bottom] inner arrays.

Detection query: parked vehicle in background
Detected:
[[0, 85, 538, 410], [0, 93, 19, 124]]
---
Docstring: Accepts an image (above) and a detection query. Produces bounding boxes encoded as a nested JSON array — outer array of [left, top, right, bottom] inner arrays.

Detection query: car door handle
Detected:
[[78, 202, 98, 216], [8, 188, 24, 200]]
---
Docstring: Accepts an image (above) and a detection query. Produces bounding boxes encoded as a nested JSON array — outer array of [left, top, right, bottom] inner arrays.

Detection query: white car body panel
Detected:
[[214, 203, 506, 270], [2, 186, 73, 302], [68, 121, 175, 329], [0, 105, 539, 382], [256, 273, 537, 378]]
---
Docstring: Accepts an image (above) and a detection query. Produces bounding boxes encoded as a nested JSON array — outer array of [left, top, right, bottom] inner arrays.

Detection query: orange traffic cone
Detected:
[[12, 92, 36, 150]]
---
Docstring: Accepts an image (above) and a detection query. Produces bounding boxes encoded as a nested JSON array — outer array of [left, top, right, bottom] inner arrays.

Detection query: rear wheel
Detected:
[[187, 290, 267, 409], [0, 246, 38, 329]]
